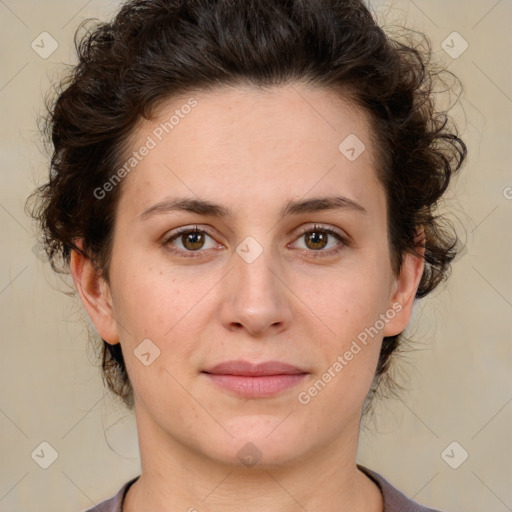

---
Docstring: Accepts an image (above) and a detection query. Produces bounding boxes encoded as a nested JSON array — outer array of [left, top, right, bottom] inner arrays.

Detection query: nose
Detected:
[[219, 245, 293, 337]]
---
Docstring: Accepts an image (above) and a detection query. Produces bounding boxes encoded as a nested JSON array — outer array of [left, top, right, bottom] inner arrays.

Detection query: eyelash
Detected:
[[162, 224, 348, 259]]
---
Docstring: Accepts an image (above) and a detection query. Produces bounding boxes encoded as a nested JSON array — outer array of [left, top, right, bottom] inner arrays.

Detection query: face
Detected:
[[73, 83, 423, 469]]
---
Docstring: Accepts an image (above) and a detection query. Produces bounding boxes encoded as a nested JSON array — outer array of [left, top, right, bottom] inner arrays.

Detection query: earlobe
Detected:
[[383, 230, 425, 337], [70, 240, 120, 345]]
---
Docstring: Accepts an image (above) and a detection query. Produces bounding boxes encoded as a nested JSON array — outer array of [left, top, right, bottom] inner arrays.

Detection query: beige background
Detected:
[[0, 0, 511, 510]]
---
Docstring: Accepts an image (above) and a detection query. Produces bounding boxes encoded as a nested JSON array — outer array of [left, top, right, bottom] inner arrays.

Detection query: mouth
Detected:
[[201, 360, 308, 398]]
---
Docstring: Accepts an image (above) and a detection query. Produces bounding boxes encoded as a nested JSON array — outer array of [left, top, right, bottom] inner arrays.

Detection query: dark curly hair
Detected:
[[26, 0, 466, 411]]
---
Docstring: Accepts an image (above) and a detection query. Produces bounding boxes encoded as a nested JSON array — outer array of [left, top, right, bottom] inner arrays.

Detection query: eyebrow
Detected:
[[139, 195, 367, 221]]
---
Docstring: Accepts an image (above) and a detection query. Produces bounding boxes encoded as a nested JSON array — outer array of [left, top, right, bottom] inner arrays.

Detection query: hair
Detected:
[[27, 0, 466, 411]]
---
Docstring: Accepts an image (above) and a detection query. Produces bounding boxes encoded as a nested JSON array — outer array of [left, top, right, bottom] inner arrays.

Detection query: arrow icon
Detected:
[[339, 134, 365, 161], [441, 32, 468, 59], [31, 441, 59, 468], [236, 237, 263, 263], [237, 441, 262, 467], [134, 339, 160, 365], [441, 441, 468, 469], [31, 32, 59, 59]]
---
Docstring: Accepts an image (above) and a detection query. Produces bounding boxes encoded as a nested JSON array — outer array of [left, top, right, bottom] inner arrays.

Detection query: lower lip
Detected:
[[203, 373, 307, 398]]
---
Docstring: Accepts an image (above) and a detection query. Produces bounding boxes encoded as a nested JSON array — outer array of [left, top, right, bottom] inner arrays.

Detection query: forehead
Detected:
[[135, 83, 372, 149], [117, 83, 382, 217]]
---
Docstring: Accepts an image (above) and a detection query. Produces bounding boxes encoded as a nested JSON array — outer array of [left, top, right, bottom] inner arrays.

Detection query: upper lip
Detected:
[[203, 360, 307, 376]]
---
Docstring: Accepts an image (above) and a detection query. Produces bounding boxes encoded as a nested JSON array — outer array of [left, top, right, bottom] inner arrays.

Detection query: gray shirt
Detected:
[[84, 464, 443, 511]]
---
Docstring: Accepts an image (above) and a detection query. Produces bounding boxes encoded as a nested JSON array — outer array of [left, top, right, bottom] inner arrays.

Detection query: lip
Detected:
[[203, 360, 306, 376], [202, 360, 308, 398]]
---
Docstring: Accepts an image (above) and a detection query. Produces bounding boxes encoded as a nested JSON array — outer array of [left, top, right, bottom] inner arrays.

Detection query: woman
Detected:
[[28, 0, 466, 510]]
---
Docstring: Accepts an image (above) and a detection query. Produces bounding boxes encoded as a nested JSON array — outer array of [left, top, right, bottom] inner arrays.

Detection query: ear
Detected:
[[383, 229, 425, 337], [69, 239, 120, 345]]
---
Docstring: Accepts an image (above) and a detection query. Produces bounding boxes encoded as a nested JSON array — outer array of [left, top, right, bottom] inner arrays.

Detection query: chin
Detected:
[[203, 417, 310, 469]]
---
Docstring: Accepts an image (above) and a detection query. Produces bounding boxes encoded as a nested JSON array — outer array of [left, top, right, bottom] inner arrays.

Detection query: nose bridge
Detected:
[[233, 236, 280, 303], [220, 236, 291, 334]]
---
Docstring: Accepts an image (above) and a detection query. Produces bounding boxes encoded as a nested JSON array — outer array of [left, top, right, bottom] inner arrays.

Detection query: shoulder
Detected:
[[81, 468, 446, 512], [357, 464, 446, 512], [80, 476, 140, 512]]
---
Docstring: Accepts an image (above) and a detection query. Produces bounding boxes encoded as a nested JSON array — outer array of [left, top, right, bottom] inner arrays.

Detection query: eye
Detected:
[[163, 224, 347, 258], [290, 224, 347, 255], [164, 226, 219, 255]]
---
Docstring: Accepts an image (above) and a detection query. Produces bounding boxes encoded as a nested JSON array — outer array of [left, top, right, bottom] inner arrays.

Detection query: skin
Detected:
[[71, 83, 424, 512]]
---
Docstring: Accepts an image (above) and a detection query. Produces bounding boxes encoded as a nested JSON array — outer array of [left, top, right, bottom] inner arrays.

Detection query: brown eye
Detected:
[[291, 225, 347, 256], [164, 227, 218, 255], [304, 230, 329, 250], [181, 230, 205, 250]]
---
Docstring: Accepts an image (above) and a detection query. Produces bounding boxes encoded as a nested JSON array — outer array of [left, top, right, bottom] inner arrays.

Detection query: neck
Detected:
[[123, 408, 382, 512]]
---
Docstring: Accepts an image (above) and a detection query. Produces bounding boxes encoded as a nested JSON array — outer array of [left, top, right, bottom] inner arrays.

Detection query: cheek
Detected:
[[117, 272, 209, 412], [112, 255, 205, 335], [301, 267, 392, 340], [296, 279, 385, 417], [295, 267, 390, 401], [112, 261, 218, 374]]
